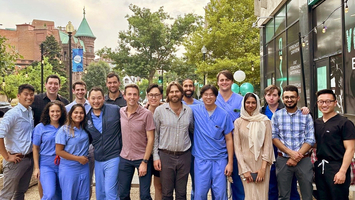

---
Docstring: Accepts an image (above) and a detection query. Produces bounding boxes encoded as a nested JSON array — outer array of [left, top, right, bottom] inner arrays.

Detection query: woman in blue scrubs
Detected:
[[33, 100, 67, 200], [55, 104, 90, 200]]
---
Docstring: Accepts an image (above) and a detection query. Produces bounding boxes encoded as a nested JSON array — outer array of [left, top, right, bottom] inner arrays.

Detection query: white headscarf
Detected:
[[240, 93, 269, 161]]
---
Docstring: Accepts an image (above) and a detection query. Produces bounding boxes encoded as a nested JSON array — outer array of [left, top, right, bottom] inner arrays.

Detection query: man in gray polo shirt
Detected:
[[153, 81, 194, 200]]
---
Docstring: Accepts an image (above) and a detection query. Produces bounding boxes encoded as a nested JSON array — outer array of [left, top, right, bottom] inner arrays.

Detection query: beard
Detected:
[[169, 95, 183, 103], [183, 90, 194, 98], [285, 102, 297, 109]]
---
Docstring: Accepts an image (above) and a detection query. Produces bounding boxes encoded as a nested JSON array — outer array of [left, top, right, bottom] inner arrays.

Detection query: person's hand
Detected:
[[301, 107, 310, 115], [6, 154, 22, 163], [154, 160, 161, 171], [77, 156, 89, 165], [286, 158, 298, 166], [224, 162, 233, 176], [33, 168, 40, 179], [288, 150, 303, 162], [139, 162, 148, 177], [256, 168, 266, 183], [243, 171, 253, 183], [334, 171, 346, 184]]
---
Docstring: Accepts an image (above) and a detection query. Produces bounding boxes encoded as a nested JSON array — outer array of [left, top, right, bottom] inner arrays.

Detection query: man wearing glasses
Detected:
[[314, 89, 355, 200], [271, 85, 315, 200]]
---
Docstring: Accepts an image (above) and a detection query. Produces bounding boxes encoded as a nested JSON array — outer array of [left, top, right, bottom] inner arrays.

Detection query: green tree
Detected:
[[82, 61, 111, 94], [184, 0, 260, 91], [0, 35, 20, 77], [41, 35, 69, 98], [107, 4, 202, 84]]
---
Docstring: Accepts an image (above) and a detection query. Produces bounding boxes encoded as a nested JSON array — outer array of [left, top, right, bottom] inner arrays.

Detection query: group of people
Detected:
[[0, 69, 353, 200]]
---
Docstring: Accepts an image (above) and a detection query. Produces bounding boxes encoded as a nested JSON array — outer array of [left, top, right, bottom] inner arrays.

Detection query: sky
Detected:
[[0, 0, 209, 53]]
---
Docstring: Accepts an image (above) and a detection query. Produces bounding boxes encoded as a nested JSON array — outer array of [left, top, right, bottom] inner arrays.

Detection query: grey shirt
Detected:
[[153, 103, 194, 161]]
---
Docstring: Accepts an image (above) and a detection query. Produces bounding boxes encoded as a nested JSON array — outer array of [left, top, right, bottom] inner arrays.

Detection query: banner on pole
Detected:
[[72, 48, 83, 72]]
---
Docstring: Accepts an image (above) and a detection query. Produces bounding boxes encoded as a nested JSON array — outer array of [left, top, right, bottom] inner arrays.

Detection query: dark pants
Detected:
[[315, 160, 350, 200], [0, 157, 33, 200], [160, 150, 191, 200], [231, 155, 245, 200], [276, 156, 313, 200], [119, 157, 152, 200]]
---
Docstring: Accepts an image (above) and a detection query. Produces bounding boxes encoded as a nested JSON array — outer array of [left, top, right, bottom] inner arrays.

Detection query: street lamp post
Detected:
[[41, 43, 44, 93], [201, 46, 207, 85], [66, 21, 74, 101]]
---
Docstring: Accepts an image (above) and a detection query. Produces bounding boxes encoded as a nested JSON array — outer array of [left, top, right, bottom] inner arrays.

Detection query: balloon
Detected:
[[240, 82, 254, 96], [233, 70, 246, 82], [231, 83, 239, 94]]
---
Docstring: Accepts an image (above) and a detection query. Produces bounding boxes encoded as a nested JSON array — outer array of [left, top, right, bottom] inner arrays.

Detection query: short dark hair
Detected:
[[217, 70, 233, 82], [124, 84, 139, 93], [106, 72, 120, 82], [166, 81, 183, 102], [200, 85, 218, 97], [72, 80, 87, 90], [182, 78, 194, 85], [146, 84, 163, 94], [18, 84, 35, 94], [88, 86, 104, 97], [46, 74, 61, 84], [40, 100, 67, 126], [264, 85, 281, 97], [283, 85, 299, 96], [316, 89, 336, 100]]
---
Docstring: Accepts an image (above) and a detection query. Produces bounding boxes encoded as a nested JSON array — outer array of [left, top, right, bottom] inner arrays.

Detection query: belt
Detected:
[[159, 149, 189, 156], [11, 152, 33, 159], [277, 152, 310, 158]]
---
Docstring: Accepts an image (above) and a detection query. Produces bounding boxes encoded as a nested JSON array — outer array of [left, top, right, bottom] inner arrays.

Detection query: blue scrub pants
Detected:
[[118, 157, 152, 200], [95, 157, 120, 200], [231, 155, 244, 200], [194, 157, 227, 200], [59, 160, 90, 200], [40, 156, 61, 200]]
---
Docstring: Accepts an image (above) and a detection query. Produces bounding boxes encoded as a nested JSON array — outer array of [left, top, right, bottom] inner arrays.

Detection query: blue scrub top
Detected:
[[216, 92, 243, 122], [182, 98, 203, 105], [55, 125, 89, 163], [91, 111, 103, 133], [32, 123, 60, 156], [191, 104, 233, 160]]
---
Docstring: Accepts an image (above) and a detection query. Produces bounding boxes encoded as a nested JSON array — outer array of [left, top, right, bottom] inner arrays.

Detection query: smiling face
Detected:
[[17, 89, 34, 108], [106, 76, 120, 94], [202, 89, 216, 107], [49, 104, 61, 123], [45, 78, 60, 96], [88, 90, 104, 111], [168, 85, 183, 103], [217, 74, 232, 92], [183, 79, 195, 98], [147, 87, 162, 107], [282, 91, 299, 109], [124, 87, 139, 107], [73, 84, 87, 100], [71, 106, 85, 125], [244, 96, 257, 116], [317, 93, 337, 115]]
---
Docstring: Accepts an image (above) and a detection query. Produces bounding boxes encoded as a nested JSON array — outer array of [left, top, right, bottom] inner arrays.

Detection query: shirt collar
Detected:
[[42, 92, 61, 101], [105, 92, 123, 101], [123, 104, 143, 115], [17, 102, 32, 112]]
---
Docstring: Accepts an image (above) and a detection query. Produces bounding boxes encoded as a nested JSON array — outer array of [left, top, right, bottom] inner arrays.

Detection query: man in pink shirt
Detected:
[[119, 84, 155, 200]]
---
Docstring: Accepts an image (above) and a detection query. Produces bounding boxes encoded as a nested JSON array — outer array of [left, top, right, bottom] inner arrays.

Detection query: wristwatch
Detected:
[[142, 159, 148, 163]]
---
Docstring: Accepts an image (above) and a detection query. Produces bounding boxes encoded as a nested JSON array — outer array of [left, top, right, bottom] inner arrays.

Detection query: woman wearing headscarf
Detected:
[[234, 93, 275, 200]]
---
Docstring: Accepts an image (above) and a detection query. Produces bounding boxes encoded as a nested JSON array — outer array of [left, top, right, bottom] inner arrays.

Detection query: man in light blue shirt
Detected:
[[0, 84, 35, 200], [65, 81, 91, 113], [272, 85, 315, 200]]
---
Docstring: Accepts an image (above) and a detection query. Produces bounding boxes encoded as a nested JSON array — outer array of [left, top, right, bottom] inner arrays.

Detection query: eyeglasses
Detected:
[[147, 93, 161, 99], [283, 96, 297, 100], [317, 100, 335, 105]]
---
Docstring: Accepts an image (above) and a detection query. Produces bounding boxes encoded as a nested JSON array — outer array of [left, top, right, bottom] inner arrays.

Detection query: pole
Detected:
[[203, 53, 206, 85], [298, 32, 307, 107], [68, 32, 73, 101], [41, 43, 44, 93]]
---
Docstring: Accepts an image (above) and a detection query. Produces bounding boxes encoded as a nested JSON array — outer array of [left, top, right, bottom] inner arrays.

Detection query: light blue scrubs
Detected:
[[33, 123, 61, 200], [55, 125, 90, 200], [191, 104, 233, 200], [216, 92, 244, 200]]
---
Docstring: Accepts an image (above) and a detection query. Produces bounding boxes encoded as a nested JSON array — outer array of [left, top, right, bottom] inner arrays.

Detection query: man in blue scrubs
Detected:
[[86, 86, 122, 200], [191, 85, 234, 200], [215, 70, 244, 200]]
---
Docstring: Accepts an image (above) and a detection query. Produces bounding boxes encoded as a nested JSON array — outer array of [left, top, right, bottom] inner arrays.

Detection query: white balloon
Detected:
[[233, 70, 246, 82]]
